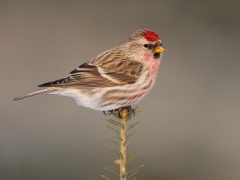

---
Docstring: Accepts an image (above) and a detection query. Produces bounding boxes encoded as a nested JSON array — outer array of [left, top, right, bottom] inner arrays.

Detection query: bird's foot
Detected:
[[103, 110, 113, 116], [103, 106, 135, 119]]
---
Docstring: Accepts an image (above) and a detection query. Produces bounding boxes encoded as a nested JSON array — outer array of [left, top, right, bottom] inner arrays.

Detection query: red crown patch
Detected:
[[143, 30, 160, 42]]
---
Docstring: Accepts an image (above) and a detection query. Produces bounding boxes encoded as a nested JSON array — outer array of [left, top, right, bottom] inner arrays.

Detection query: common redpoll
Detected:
[[12, 30, 165, 111]]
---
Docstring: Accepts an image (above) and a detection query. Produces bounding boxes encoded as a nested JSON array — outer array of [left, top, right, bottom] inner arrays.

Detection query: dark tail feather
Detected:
[[11, 88, 57, 101]]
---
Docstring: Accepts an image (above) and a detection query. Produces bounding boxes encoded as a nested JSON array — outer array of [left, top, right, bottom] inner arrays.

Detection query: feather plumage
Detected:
[[11, 29, 165, 111]]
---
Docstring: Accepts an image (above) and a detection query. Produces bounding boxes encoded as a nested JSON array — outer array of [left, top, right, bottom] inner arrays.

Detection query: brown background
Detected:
[[1, 0, 240, 179]]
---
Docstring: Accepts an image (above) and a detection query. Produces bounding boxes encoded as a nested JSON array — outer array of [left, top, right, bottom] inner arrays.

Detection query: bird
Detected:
[[12, 29, 165, 111]]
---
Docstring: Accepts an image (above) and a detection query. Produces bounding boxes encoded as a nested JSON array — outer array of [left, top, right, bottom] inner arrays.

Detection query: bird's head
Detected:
[[125, 29, 166, 62]]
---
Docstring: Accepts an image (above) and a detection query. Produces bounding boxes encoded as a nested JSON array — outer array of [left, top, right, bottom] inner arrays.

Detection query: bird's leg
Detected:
[[103, 110, 113, 116], [103, 106, 136, 119]]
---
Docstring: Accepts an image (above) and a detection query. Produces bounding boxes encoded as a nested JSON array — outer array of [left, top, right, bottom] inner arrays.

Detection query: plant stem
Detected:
[[103, 106, 139, 180], [119, 109, 128, 180]]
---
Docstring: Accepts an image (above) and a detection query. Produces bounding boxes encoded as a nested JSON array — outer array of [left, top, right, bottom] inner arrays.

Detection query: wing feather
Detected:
[[39, 54, 143, 88]]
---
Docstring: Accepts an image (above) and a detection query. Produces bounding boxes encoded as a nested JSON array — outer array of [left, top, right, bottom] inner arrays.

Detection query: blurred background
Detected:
[[1, 0, 240, 179]]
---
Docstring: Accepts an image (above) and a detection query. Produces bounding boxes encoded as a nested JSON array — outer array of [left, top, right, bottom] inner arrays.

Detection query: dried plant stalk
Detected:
[[102, 106, 143, 180], [119, 109, 128, 180]]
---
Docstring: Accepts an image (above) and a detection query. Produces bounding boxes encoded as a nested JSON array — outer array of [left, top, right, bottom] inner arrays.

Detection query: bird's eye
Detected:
[[143, 44, 149, 48]]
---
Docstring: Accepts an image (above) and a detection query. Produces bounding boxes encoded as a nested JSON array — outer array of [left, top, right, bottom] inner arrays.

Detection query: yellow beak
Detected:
[[154, 46, 166, 53]]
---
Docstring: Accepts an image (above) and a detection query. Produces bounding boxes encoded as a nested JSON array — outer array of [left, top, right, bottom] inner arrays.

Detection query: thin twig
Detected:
[[102, 106, 143, 180], [118, 109, 128, 180]]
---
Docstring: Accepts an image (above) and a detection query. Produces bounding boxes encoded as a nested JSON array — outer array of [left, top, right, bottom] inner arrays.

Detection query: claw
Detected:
[[103, 110, 113, 116], [103, 106, 136, 120]]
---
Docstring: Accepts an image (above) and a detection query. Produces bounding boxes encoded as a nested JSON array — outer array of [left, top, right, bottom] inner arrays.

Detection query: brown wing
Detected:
[[38, 60, 143, 88], [91, 48, 143, 78]]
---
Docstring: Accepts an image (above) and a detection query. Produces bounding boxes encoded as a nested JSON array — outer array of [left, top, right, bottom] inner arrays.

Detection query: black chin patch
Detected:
[[153, 53, 160, 59]]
